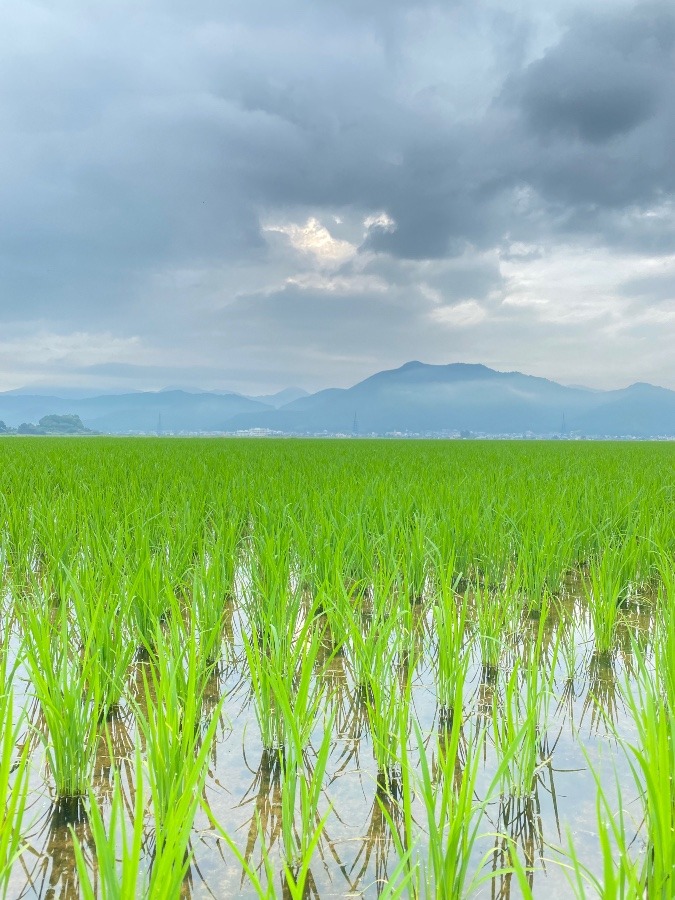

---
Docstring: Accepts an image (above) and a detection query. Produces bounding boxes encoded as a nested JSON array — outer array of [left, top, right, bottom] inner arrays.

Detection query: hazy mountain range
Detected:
[[1, 362, 674, 437]]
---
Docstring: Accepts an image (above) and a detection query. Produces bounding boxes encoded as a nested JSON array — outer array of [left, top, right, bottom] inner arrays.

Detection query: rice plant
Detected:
[[20, 598, 101, 800], [0, 645, 29, 898]]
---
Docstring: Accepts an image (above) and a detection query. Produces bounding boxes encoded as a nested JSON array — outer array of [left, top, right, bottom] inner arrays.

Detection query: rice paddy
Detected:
[[1, 437, 673, 898]]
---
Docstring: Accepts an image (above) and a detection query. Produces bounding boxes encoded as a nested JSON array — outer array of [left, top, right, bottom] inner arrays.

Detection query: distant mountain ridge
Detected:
[[1, 362, 674, 437]]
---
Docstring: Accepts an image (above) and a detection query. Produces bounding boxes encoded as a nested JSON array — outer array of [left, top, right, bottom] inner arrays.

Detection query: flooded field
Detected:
[[1, 438, 673, 898]]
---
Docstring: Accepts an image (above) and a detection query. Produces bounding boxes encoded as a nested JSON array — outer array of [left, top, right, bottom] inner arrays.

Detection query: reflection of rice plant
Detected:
[[490, 791, 544, 897], [562, 758, 643, 897], [581, 651, 622, 736]]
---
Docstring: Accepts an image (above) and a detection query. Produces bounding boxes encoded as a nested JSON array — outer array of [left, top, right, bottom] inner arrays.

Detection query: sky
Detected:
[[1, 0, 674, 396]]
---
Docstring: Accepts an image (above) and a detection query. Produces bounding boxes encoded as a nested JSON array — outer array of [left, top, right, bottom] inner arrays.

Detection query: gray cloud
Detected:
[[512, 8, 670, 144], [0, 0, 674, 393], [618, 270, 675, 303]]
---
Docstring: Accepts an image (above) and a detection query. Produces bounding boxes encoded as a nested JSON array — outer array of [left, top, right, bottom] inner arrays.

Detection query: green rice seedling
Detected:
[[244, 609, 326, 752], [277, 628, 328, 754], [562, 762, 644, 898], [472, 583, 516, 676], [365, 663, 411, 791], [433, 582, 470, 721], [145, 600, 220, 734], [248, 514, 294, 629], [621, 643, 675, 897], [427, 514, 463, 593], [69, 572, 134, 719], [126, 548, 175, 650], [395, 512, 429, 603], [71, 748, 146, 900], [20, 599, 101, 800], [243, 516, 310, 682], [377, 693, 419, 890], [279, 715, 333, 877], [474, 500, 513, 590], [347, 567, 400, 692], [135, 628, 224, 895], [415, 716, 515, 897], [0, 651, 29, 898], [296, 511, 345, 600], [491, 659, 553, 799], [514, 536, 550, 614], [29, 501, 81, 606], [315, 579, 352, 659], [6, 433, 675, 897], [191, 565, 230, 667], [654, 547, 675, 709], [583, 545, 632, 658], [242, 624, 283, 750], [200, 511, 243, 607], [342, 515, 375, 597]]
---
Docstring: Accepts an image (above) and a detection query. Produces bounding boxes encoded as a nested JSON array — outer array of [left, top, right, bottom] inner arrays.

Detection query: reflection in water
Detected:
[[17, 800, 91, 900], [91, 707, 135, 811], [349, 779, 404, 893], [582, 652, 623, 736], [490, 792, 543, 900], [239, 748, 284, 878]]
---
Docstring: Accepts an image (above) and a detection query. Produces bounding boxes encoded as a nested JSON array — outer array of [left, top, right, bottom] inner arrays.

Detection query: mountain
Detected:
[[225, 362, 675, 437], [0, 390, 271, 433], [1, 363, 674, 436], [248, 387, 309, 408]]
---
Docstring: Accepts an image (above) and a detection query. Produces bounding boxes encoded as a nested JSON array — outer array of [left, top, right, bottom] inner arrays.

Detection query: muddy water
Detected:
[[4, 589, 654, 899]]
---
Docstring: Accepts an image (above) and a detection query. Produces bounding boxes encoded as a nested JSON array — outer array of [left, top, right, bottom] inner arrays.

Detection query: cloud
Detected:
[[264, 218, 357, 267], [0, 0, 674, 393]]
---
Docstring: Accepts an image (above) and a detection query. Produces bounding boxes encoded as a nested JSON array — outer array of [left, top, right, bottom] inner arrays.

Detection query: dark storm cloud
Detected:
[[368, 3, 675, 258], [512, 9, 670, 144], [494, 4, 675, 227]]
